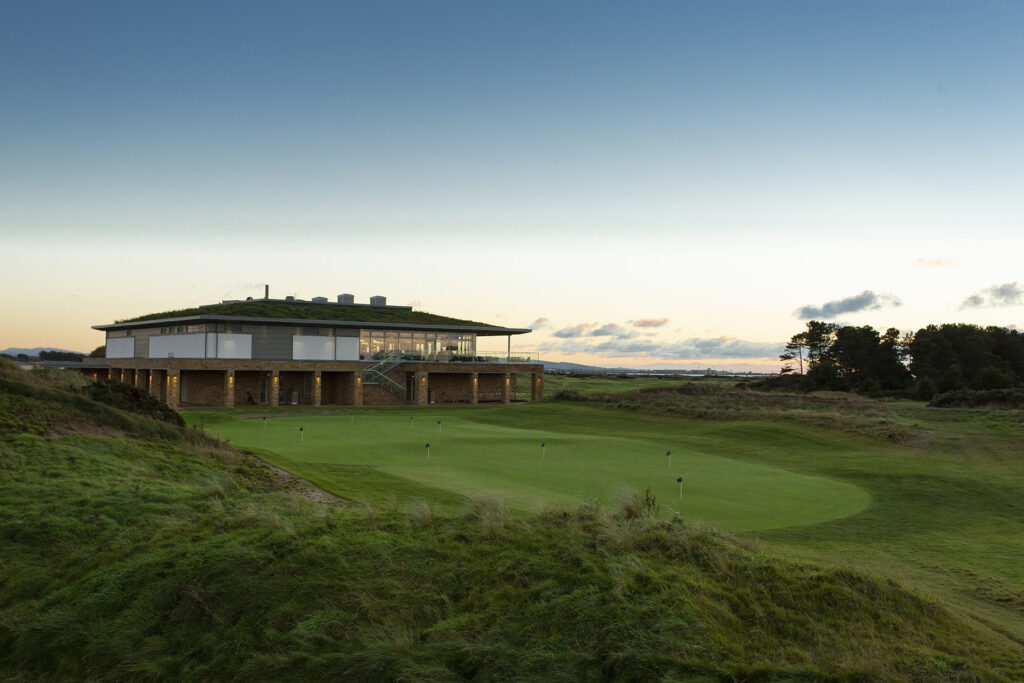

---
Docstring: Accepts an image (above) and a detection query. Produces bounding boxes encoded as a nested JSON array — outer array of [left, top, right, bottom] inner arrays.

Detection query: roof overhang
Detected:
[[92, 315, 531, 337]]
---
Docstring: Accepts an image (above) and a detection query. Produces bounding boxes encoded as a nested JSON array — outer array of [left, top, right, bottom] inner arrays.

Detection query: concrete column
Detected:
[[270, 370, 280, 407], [503, 372, 511, 404], [224, 370, 235, 408], [471, 372, 479, 405], [531, 373, 544, 401], [353, 375, 363, 407], [132, 370, 141, 388], [167, 369, 180, 410], [313, 371, 322, 406], [415, 371, 428, 405]]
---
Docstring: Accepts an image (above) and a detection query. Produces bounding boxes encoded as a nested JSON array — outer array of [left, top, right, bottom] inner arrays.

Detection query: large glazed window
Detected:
[[358, 330, 475, 361]]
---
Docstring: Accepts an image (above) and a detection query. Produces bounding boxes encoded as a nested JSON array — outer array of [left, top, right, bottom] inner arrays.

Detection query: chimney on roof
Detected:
[[338, 293, 354, 305], [264, 284, 269, 300], [369, 295, 387, 307]]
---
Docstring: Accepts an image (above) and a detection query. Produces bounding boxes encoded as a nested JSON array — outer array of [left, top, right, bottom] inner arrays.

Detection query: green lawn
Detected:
[[187, 394, 1024, 643], [187, 406, 869, 533]]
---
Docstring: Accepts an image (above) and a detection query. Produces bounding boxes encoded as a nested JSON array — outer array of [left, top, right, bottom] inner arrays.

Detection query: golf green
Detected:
[[192, 409, 870, 532]]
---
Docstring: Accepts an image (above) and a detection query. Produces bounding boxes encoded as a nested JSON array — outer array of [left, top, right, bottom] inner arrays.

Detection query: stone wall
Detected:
[[428, 373, 473, 403], [321, 371, 356, 405], [180, 370, 226, 406]]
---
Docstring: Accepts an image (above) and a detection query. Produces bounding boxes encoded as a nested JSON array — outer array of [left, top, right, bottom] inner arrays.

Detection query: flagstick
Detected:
[[541, 442, 545, 459]]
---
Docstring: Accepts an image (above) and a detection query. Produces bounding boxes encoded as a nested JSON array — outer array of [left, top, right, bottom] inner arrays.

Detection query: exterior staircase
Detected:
[[362, 356, 409, 402]]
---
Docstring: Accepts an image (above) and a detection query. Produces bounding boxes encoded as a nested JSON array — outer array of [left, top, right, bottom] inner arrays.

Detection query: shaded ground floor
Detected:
[[92, 361, 544, 408]]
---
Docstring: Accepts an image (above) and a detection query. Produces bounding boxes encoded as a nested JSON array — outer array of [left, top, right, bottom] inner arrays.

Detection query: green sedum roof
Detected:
[[116, 301, 500, 328]]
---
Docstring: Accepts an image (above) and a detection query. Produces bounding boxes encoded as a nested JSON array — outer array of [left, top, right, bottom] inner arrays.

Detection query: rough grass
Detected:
[[3, 365, 1023, 679], [115, 300, 498, 327], [548, 376, 914, 442], [1, 430, 1020, 679]]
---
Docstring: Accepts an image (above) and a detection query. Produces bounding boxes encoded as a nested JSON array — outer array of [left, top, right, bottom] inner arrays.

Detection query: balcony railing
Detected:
[[359, 350, 540, 365]]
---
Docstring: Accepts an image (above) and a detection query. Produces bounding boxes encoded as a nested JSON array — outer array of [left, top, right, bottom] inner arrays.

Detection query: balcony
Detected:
[[360, 350, 540, 365]]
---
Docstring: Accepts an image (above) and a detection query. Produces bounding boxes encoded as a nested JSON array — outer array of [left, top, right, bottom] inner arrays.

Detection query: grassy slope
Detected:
[[522, 378, 1024, 645], [3, 364, 1023, 678], [114, 301, 498, 327]]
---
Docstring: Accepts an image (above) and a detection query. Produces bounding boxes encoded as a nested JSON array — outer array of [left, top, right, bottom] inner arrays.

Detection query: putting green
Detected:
[[192, 409, 870, 532]]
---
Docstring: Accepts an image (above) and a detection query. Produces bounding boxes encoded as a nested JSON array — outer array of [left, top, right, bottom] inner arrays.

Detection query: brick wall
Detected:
[[428, 373, 473, 403], [322, 371, 356, 405], [180, 370, 226, 406]]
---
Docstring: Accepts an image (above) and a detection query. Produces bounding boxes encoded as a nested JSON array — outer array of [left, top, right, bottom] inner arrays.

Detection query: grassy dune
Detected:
[[2, 363, 1023, 678]]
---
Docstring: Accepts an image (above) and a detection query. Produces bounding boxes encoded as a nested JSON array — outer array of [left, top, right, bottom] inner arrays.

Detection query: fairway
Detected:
[[190, 408, 869, 532]]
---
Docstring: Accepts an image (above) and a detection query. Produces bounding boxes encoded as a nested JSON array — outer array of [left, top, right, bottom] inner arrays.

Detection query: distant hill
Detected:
[[541, 360, 616, 372], [0, 346, 85, 358], [542, 360, 769, 376]]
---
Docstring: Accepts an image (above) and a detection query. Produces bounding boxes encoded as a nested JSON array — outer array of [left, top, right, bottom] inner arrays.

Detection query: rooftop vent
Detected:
[[311, 296, 328, 304], [369, 295, 387, 307], [338, 293, 355, 305], [285, 295, 295, 302]]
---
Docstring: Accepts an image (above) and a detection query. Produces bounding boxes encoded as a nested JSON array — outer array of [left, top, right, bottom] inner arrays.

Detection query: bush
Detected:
[[84, 381, 185, 426], [551, 389, 585, 401], [929, 388, 1024, 409]]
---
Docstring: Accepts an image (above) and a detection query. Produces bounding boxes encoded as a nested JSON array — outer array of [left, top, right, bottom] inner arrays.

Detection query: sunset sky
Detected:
[[2, 1, 1022, 370]]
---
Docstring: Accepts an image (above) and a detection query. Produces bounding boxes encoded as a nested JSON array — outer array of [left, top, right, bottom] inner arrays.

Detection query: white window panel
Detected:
[[150, 334, 207, 359], [293, 336, 335, 361], [106, 337, 135, 358]]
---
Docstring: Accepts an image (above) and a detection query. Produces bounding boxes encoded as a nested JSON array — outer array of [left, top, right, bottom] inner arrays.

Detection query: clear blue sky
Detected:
[[2, 1, 1022, 367]]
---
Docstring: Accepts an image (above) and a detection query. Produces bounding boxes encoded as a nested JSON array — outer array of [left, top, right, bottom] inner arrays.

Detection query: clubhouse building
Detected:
[[93, 293, 543, 409]]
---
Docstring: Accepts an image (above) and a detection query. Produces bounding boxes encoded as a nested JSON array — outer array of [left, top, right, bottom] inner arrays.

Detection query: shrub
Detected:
[[929, 388, 1024, 409], [84, 380, 185, 426]]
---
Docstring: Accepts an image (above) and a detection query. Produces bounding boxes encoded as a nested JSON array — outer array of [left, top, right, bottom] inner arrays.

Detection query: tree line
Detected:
[[780, 321, 1024, 399]]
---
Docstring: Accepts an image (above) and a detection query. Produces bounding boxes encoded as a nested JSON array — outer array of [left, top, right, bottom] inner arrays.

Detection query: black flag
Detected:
[[676, 477, 682, 483]]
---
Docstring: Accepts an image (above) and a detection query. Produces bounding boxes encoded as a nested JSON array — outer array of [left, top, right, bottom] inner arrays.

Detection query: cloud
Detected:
[[591, 323, 637, 339], [912, 257, 959, 269], [630, 318, 669, 328], [959, 282, 1023, 309], [528, 317, 549, 330], [543, 336, 783, 359], [552, 322, 637, 339], [795, 290, 902, 320], [552, 323, 597, 338], [960, 293, 986, 309]]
